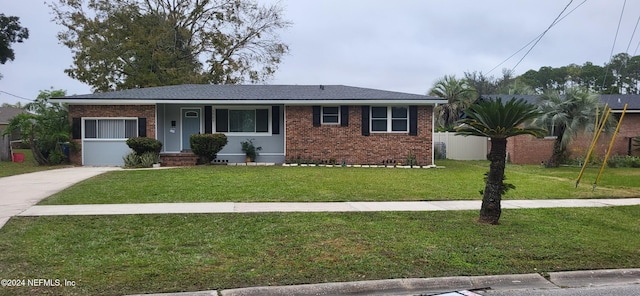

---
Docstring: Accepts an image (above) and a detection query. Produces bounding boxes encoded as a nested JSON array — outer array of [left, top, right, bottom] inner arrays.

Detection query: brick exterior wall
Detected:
[[160, 152, 197, 166], [506, 113, 640, 164], [68, 105, 156, 165], [506, 135, 554, 165], [285, 106, 434, 165]]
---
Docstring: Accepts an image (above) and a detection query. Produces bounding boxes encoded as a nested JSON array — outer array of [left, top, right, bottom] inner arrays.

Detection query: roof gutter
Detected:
[[49, 99, 448, 105]]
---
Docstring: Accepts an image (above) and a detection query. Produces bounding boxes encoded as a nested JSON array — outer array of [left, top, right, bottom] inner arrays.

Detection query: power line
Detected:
[[624, 14, 640, 53], [602, 0, 627, 92], [509, 0, 575, 73], [487, 0, 586, 75], [0, 90, 33, 102]]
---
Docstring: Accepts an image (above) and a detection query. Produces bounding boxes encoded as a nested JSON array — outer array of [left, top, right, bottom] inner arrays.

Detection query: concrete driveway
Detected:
[[0, 167, 120, 228]]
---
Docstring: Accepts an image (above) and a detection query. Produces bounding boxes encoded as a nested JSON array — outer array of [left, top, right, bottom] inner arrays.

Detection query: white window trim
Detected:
[[321, 106, 340, 125], [214, 106, 272, 136], [370, 106, 409, 133], [82, 117, 138, 141]]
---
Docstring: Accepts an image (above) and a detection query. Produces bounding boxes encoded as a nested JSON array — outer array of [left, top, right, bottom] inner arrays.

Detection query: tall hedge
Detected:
[[126, 137, 163, 155], [190, 134, 228, 164]]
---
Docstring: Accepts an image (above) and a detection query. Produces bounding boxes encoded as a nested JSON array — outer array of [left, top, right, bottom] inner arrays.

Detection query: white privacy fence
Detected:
[[433, 132, 488, 160]]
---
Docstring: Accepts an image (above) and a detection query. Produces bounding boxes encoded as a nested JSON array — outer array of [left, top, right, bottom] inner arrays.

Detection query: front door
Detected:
[[182, 109, 201, 150]]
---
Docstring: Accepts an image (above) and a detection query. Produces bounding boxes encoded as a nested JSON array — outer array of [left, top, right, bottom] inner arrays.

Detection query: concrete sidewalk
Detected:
[[17, 198, 640, 217], [0, 167, 120, 228]]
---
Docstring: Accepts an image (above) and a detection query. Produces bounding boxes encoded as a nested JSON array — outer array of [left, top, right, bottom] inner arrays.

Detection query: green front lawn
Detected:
[[40, 160, 640, 205], [1, 206, 639, 295], [0, 149, 70, 178]]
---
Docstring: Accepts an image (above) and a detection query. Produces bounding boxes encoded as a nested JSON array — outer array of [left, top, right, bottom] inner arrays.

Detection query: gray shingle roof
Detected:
[[57, 84, 443, 102], [484, 94, 640, 111], [0, 107, 26, 125]]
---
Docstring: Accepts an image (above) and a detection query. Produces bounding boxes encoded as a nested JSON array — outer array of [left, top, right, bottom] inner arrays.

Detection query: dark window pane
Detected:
[[372, 119, 387, 131], [125, 119, 137, 138], [323, 106, 339, 115], [229, 110, 255, 132], [371, 107, 387, 118], [256, 109, 269, 132], [216, 109, 229, 132], [323, 115, 339, 123], [392, 107, 407, 118], [392, 119, 407, 131], [85, 120, 97, 138], [322, 107, 339, 124]]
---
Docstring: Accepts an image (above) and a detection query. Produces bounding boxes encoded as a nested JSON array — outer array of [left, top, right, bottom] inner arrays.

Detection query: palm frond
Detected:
[[456, 97, 546, 139]]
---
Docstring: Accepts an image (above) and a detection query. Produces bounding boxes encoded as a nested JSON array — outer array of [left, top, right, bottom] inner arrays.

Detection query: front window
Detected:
[[217, 108, 269, 133], [322, 106, 340, 124], [84, 119, 137, 139], [371, 106, 408, 132]]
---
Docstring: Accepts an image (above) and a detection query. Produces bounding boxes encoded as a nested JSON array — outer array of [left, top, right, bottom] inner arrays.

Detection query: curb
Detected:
[[548, 268, 640, 288], [220, 274, 553, 296], [127, 269, 640, 296]]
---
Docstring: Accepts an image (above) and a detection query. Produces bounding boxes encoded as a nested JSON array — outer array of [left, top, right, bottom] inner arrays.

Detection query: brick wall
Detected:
[[506, 135, 554, 165], [285, 106, 434, 165], [506, 113, 640, 164], [68, 105, 156, 165]]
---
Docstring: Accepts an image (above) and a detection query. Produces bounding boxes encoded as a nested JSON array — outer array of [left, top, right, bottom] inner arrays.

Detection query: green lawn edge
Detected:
[[1, 207, 639, 295], [40, 160, 640, 205]]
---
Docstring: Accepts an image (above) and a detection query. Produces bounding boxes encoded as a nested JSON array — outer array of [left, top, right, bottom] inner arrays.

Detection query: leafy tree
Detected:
[[2, 89, 70, 165], [518, 61, 616, 94], [464, 71, 497, 97], [429, 75, 477, 130], [456, 98, 545, 224], [464, 70, 536, 96], [1, 102, 24, 108], [0, 14, 29, 64], [580, 62, 610, 93], [532, 87, 607, 167], [0, 14, 29, 79], [50, 0, 291, 92]]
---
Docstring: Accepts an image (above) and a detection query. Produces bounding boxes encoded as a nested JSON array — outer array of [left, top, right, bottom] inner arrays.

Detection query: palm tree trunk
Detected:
[[479, 137, 507, 225], [546, 127, 566, 168]]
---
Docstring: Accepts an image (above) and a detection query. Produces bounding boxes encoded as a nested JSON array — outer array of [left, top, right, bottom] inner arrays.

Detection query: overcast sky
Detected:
[[1, 0, 640, 105]]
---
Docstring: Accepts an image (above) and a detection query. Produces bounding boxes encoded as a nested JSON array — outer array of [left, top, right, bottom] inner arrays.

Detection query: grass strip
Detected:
[[40, 160, 640, 205], [1, 206, 639, 295]]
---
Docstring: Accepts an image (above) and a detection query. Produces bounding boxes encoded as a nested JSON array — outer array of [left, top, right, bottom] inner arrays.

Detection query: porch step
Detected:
[[160, 153, 198, 166]]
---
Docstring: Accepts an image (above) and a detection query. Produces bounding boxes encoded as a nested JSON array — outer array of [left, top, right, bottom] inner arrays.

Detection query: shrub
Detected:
[[48, 150, 65, 165], [126, 137, 162, 155], [240, 138, 262, 162], [123, 152, 141, 168], [607, 155, 640, 168], [190, 134, 228, 164], [139, 152, 159, 168]]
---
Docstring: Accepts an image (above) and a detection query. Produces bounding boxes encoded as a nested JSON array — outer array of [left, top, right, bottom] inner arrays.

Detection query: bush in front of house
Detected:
[[124, 137, 162, 168], [607, 155, 640, 168], [190, 134, 228, 164], [123, 151, 160, 168], [126, 137, 163, 155]]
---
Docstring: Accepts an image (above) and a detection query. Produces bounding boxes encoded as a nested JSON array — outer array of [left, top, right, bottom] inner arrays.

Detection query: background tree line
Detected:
[[462, 52, 640, 96]]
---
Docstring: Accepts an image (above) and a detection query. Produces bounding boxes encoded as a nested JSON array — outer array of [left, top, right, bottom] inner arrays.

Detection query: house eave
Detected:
[[50, 99, 446, 105]]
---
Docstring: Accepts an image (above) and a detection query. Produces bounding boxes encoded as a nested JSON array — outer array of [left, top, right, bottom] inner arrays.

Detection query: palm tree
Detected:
[[456, 98, 545, 224], [532, 87, 604, 167], [429, 75, 477, 130]]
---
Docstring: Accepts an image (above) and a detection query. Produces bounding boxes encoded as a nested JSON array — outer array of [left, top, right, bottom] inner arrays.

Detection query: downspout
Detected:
[[283, 105, 287, 163], [432, 103, 437, 166]]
